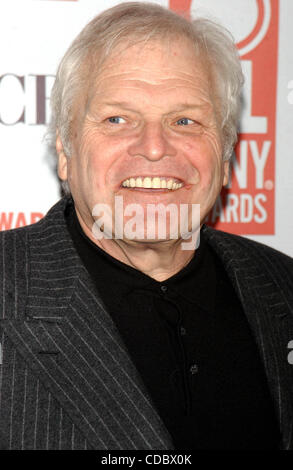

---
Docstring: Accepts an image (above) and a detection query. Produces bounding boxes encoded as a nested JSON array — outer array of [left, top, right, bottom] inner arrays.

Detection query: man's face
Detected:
[[57, 37, 229, 244]]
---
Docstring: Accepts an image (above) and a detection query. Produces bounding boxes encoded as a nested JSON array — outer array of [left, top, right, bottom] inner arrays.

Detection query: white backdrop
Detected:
[[0, 0, 293, 256]]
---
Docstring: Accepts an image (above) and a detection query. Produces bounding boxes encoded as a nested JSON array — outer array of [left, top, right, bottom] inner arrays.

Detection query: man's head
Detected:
[[51, 2, 244, 244]]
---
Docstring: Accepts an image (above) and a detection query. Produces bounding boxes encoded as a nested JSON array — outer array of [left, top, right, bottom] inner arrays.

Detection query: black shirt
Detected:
[[65, 200, 280, 449]]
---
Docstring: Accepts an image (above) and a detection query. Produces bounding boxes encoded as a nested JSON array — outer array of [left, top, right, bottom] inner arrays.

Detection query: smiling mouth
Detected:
[[121, 176, 184, 191]]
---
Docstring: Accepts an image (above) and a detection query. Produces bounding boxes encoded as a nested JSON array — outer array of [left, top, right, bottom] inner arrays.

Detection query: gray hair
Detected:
[[49, 1, 244, 192]]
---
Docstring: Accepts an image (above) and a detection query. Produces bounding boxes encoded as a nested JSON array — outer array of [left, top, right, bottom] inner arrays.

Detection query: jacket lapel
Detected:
[[0, 198, 172, 450], [203, 225, 293, 449]]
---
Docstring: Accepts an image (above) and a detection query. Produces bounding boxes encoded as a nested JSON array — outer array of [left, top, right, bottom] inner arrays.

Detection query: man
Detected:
[[0, 2, 292, 450]]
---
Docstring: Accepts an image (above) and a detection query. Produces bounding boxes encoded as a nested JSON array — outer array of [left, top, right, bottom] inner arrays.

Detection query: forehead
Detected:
[[86, 37, 213, 108]]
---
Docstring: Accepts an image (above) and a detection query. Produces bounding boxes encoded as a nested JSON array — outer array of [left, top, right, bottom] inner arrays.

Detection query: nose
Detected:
[[128, 122, 176, 161]]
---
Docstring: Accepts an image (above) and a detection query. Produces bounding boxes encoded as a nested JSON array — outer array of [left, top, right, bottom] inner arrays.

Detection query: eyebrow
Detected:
[[98, 101, 207, 112], [98, 101, 138, 112]]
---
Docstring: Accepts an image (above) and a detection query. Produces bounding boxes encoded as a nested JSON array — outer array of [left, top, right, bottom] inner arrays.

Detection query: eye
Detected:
[[176, 118, 195, 126], [107, 116, 126, 124]]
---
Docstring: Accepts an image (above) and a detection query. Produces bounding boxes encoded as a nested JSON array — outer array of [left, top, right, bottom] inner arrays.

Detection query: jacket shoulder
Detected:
[[0, 198, 69, 272], [0, 197, 68, 240], [0, 222, 31, 256], [203, 225, 293, 277]]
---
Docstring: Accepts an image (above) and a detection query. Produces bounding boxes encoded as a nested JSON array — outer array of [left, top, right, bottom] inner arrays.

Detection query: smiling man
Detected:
[[0, 2, 293, 451], [57, 34, 226, 279]]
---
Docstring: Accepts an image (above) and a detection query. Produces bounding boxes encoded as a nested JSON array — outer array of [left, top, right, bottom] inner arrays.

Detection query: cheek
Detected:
[[183, 134, 222, 182], [77, 134, 110, 183], [202, 129, 223, 164], [66, 157, 78, 186]]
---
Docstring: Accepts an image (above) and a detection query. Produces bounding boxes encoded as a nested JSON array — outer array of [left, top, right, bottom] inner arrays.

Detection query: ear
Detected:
[[222, 160, 230, 187], [56, 133, 68, 181]]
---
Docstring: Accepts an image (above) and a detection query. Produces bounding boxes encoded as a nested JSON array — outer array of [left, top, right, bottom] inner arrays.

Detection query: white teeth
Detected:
[[144, 177, 152, 188], [136, 177, 143, 187], [152, 177, 161, 188], [166, 179, 173, 189], [122, 177, 183, 190]]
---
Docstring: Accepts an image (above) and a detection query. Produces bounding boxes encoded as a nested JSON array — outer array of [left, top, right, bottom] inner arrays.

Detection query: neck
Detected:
[[75, 209, 197, 282]]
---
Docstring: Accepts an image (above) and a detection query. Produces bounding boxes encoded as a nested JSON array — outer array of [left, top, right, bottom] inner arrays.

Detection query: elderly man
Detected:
[[0, 2, 292, 451]]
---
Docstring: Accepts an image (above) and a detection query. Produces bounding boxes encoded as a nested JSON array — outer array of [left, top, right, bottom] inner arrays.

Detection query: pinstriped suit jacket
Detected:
[[0, 196, 293, 450]]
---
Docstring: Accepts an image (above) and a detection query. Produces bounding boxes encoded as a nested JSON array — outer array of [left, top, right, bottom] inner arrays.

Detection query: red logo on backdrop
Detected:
[[0, 213, 43, 230], [170, 0, 278, 235]]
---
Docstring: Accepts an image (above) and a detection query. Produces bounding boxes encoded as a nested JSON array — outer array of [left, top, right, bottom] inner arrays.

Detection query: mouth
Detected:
[[120, 176, 184, 191]]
